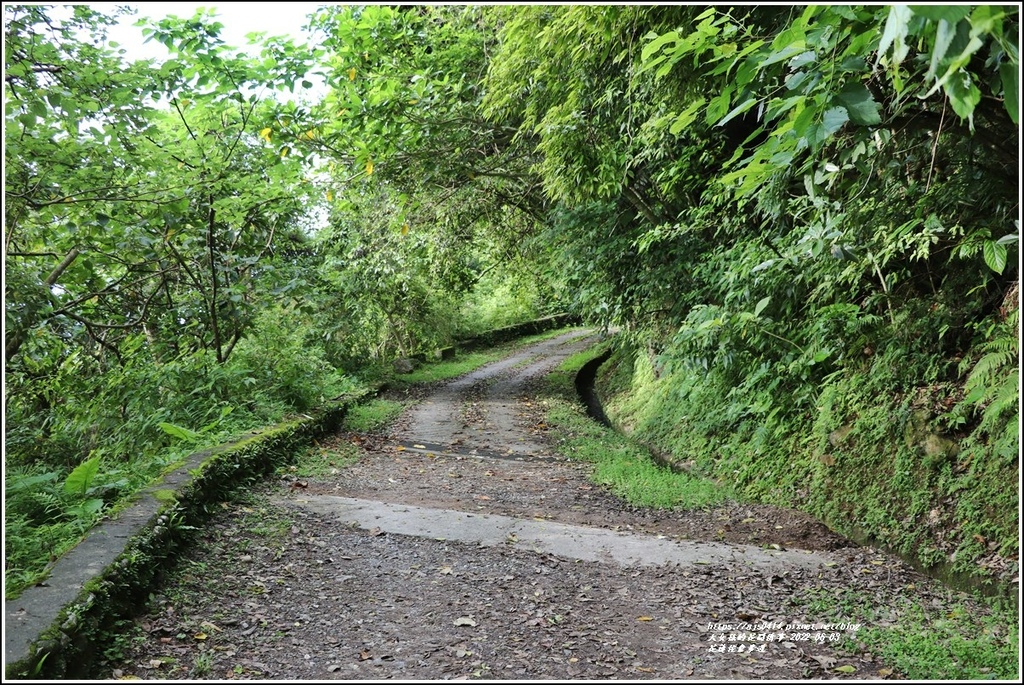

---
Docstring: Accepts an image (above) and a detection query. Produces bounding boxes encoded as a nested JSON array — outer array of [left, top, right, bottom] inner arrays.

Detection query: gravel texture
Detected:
[[95, 331, 969, 681]]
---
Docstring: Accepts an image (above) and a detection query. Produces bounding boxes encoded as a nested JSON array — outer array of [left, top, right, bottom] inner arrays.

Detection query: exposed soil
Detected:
[[95, 330, 974, 680]]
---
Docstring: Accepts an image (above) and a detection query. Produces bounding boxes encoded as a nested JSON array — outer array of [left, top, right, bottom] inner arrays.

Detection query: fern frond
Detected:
[[981, 372, 1020, 426], [967, 350, 1016, 385]]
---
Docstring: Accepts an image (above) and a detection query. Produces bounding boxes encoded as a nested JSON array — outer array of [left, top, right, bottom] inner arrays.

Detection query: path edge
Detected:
[[3, 401, 352, 680], [3, 314, 579, 680]]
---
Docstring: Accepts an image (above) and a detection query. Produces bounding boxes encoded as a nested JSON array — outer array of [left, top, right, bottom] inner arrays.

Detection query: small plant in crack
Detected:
[[191, 649, 214, 677]]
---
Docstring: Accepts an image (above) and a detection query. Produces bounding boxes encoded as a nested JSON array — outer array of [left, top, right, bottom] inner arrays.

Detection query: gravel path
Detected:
[[399, 330, 599, 457], [95, 331, 962, 680]]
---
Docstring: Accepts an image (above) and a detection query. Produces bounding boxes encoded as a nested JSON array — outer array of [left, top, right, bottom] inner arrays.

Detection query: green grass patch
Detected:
[[795, 587, 1018, 680], [399, 350, 511, 385], [343, 399, 406, 433], [866, 599, 1019, 680], [287, 439, 361, 479], [540, 343, 733, 510], [591, 452, 731, 509]]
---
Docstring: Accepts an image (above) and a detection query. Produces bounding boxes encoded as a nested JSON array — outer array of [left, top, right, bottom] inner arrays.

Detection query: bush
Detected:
[[227, 305, 358, 411]]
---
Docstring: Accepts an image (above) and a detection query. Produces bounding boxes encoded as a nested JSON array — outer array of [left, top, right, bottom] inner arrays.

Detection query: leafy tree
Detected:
[[4, 5, 323, 461], [4, 1, 1018, 599], [293, 4, 552, 354], [5, 6, 322, 369]]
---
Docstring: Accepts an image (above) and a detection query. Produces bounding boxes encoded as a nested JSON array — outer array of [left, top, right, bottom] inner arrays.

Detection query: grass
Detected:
[[794, 586, 1019, 680], [589, 340, 1019, 680], [4, 321, 585, 597], [595, 341, 1019, 590], [399, 350, 510, 384], [283, 436, 360, 479], [343, 399, 406, 432], [5, 326, 585, 600], [190, 649, 214, 677], [540, 344, 733, 510]]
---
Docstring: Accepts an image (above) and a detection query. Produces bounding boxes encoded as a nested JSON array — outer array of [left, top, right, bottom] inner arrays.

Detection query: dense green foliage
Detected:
[[3, 1, 1019, 620], [538, 5, 1020, 589], [431, 3, 1016, 588], [2, 5, 547, 596], [550, 349, 1018, 682]]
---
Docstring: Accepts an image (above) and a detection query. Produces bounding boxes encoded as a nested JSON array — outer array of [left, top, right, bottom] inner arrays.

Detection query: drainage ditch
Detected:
[[573, 349, 1016, 602]]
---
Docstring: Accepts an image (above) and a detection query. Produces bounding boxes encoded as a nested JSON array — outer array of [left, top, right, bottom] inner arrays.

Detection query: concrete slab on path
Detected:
[[284, 495, 835, 571]]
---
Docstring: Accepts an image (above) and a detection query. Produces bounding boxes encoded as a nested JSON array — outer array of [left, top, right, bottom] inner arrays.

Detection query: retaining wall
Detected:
[[3, 314, 577, 679]]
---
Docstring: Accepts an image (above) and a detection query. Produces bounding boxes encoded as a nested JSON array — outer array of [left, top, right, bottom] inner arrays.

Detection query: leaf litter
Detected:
[[94, 337, 1002, 680]]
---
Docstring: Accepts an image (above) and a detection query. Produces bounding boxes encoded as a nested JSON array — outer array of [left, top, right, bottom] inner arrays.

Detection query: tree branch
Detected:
[[5, 248, 80, 361]]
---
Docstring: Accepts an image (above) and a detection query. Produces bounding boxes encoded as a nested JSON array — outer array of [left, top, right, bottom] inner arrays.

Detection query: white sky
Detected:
[[93, 2, 327, 61]]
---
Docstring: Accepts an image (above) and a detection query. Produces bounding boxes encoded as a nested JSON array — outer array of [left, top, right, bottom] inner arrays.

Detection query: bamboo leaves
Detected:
[[876, 4, 913, 69]]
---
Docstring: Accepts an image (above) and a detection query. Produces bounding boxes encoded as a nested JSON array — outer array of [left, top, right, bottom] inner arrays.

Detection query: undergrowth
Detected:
[[540, 344, 732, 509], [595, 325, 1019, 589], [591, 299, 1018, 679], [343, 400, 407, 433], [282, 398, 408, 478], [794, 586, 1019, 680], [4, 322, 579, 599]]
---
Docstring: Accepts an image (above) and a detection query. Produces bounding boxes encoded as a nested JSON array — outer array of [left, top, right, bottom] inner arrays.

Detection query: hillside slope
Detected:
[[594, 285, 1019, 594]]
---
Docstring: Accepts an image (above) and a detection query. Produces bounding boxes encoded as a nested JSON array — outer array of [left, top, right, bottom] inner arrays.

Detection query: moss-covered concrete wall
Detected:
[[4, 314, 576, 680], [3, 403, 346, 680]]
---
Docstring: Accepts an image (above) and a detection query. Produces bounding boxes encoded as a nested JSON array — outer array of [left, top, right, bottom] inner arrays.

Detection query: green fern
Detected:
[[983, 372, 1019, 426], [958, 310, 1019, 438]]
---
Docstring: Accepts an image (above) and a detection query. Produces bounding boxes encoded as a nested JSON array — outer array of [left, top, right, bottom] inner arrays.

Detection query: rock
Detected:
[[827, 425, 853, 447], [394, 357, 419, 374], [900, 410, 960, 469], [922, 433, 958, 461], [903, 410, 931, 448]]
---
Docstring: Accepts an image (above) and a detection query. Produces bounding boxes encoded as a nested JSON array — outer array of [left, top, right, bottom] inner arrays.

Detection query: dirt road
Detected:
[[97, 330, 946, 680]]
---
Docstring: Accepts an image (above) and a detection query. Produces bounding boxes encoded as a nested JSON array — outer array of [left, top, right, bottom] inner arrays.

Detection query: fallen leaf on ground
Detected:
[[811, 655, 836, 669], [453, 616, 477, 627]]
